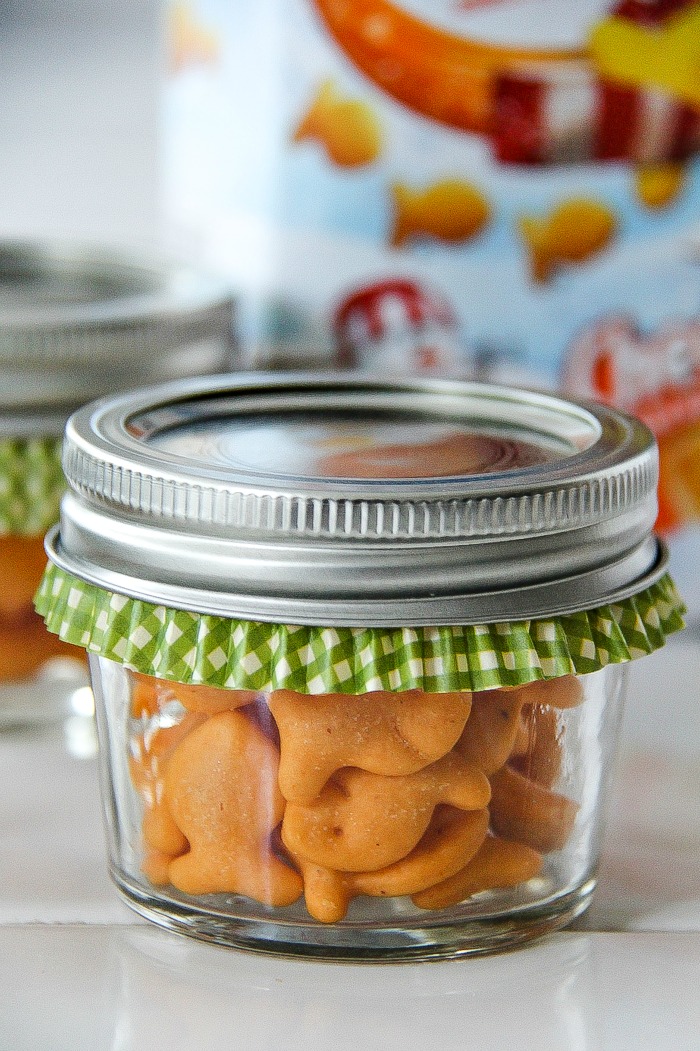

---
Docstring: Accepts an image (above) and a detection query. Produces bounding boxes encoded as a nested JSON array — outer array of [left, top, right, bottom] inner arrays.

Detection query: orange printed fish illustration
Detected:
[[168, 1, 219, 74], [635, 163, 687, 210], [519, 198, 617, 283], [293, 79, 383, 168], [391, 179, 491, 248]]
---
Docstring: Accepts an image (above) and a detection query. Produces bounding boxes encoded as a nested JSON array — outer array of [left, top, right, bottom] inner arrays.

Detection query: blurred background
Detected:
[[0, 0, 160, 250]]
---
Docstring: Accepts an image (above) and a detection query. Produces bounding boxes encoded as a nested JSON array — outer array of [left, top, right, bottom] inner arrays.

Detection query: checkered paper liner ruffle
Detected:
[[35, 563, 685, 694], [0, 438, 65, 536]]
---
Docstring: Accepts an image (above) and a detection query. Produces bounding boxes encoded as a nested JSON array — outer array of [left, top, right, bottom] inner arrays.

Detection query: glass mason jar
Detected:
[[0, 240, 235, 726], [36, 374, 684, 958]]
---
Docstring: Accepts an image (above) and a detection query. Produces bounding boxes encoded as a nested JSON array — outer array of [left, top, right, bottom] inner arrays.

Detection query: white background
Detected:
[[0, 0, 160, 250]]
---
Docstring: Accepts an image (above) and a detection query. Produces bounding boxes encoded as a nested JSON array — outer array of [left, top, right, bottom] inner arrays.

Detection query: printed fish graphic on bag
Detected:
[[635, 163, 687, 209], [293, 79, 384, 168], [391, 179, 491, 247], [518, 198, 617, 283]]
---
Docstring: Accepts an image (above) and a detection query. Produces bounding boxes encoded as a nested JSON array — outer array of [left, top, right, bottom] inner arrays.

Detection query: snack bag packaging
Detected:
[[162, 0, 700, 609]]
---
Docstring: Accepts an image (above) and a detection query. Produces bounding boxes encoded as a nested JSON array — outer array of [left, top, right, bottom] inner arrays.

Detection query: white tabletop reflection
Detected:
[[2, 923, 699, 1050]]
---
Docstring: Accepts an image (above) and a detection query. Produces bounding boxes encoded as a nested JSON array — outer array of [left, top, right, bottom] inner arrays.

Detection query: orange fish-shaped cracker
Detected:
[[519, 198, 617, 283], [293, 79, 383, 168], [390, 179, 491, 248]]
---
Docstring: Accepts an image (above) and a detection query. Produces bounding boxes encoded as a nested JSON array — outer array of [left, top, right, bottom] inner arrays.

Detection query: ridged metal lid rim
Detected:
[[61, 445, 656, 540], [60, 373, 658, 542], [0, 240, 234, 365]]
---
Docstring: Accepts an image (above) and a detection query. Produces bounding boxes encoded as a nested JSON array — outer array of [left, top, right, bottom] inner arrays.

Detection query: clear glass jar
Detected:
[[0, 241, 235, 726], [36, 374, 685, 956], [91, 660, 627, 959]]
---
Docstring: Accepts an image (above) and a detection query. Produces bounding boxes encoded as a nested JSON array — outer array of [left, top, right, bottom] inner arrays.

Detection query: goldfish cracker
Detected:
[[166, 710, 303, 906], [412, 835, 543, 911], [516, 675, 584, 709], [129, 711, 206, 796], [141, 849, 177, 888], [294, 807, 489, 922], [288, 852, 355, 924], [352, 807, 490, 899], [129, 710, 206, 861], [142, 802, 188, 859], [511, 704, 562, 790], [293, 79, 383, 168], [268, 687, 472, 803], [390, 179, 490, 248], [128, 674, 588, 919], [519, 198, 617, 283], [130, 672, 162, 718], [0, 532, 86, 682], [489, 764, 579, 854], [510, 708, 531, 758], [172, 682, 259, 715], [281, 753, 490, 873], [454, 689, 527, 775], [635, 163, 687, 210], [130, 672, 258, 718]]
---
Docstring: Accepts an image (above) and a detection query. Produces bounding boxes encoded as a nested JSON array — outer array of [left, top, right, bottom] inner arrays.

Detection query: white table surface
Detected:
[[1, 6, 700, 1047]]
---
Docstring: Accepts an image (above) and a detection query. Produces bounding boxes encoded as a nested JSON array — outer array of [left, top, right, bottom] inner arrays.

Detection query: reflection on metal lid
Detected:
[[146, 415, 560, 480]]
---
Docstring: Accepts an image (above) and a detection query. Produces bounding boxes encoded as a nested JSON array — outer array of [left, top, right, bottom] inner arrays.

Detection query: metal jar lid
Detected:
[[49, 373, 664, 626], [0, 240, 235, 424]]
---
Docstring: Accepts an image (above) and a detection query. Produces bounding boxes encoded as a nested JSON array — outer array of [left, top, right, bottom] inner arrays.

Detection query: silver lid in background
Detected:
[[0, 240, 235, 423], [52, 373, 663, 625]]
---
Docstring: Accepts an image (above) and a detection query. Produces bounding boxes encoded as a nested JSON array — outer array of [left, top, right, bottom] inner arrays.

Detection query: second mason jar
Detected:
[[35, 374, 684, 957], [0, 241, 235, 726]]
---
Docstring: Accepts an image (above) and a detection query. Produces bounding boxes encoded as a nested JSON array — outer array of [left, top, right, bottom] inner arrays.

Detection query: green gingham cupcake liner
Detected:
[[35, 562, 686, 695], [0, 437, 65, 536]]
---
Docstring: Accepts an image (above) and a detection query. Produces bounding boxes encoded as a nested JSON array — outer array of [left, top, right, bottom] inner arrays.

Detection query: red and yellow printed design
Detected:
[[310, 0, 700, 165]]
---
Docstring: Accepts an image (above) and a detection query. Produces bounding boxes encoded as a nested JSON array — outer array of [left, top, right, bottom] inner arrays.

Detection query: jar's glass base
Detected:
[[112, 869, 596, 961]]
